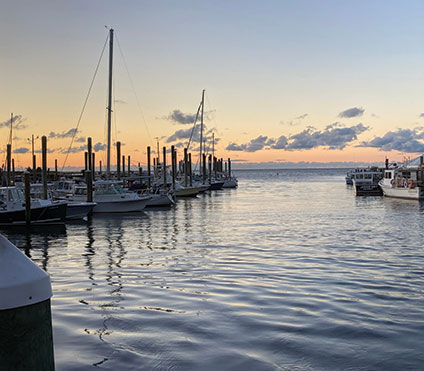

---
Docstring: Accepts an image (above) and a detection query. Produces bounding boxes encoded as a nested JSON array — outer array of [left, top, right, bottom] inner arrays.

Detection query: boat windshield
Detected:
[[95, 183, 124, 195]]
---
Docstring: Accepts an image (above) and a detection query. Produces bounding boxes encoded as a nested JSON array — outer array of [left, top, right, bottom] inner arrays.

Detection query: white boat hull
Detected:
[[66, 202, 97, 220], [222, 179, 238, 188], [146, 194, 174, 207], [380, 184, 423, 200]]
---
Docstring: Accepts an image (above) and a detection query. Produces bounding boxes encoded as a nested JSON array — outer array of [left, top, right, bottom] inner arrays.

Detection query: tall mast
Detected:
[[199, 89, 205, 173], [106, 28, 114, 178], [9, 113, 13, 146]]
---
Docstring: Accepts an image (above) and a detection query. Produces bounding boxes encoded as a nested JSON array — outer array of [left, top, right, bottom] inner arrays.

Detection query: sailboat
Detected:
[[64, 29, 150, 213]]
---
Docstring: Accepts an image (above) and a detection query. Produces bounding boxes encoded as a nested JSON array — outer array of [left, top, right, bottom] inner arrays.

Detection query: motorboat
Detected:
[[351, 167, 383, 196], [222, 177, 238, 188], [345, 170, 354, 185], [68, 181, 150, 213], [379, 165, 424, 200], [0, 186, 67, 225]]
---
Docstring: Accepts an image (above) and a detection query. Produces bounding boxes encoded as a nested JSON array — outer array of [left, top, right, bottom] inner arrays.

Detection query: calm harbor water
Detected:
[[4, 168, 424, 370]]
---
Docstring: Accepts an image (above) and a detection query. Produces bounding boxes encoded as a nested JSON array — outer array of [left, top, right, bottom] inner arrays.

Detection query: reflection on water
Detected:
[[3, 169, 424, 370]]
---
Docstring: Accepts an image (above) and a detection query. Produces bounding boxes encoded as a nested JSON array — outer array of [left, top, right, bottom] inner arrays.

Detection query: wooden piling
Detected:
[[54, 159, 58, 180], [24, 172, 31, 226], [122, 155, 125, 179], [41, 136, 47, 200], [116, 141, 121, 180], [86, 170, 93, 203], [188, 153, 193, 186], [228, 158, 231, 177], [6, 144, 11, 186], [171, 145, 176, 190], [11, 159, 15, 185], [92, 153, 95, 181], [163, 146, 167, 188], [147, 146, 151, 189], [84, 152, 88, 171], [202, 153, 206, 184], [128, 155, 130, 177], [99, 160, 102, 175], [87, 137, 92, 172], [32, 154, 36, 182], [208, 154, 212, 184], [184, 148, 188, 187]]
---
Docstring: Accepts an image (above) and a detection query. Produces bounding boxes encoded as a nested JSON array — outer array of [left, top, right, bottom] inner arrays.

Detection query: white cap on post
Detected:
[[0, 234, 52, 310]]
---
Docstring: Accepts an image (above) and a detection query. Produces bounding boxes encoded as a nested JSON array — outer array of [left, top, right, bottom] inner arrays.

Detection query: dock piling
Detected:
[[41, 136, 47, 200]]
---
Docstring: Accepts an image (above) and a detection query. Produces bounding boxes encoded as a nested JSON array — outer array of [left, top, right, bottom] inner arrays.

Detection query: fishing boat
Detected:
[[0, 187, 67, 225], [351, 167, 383, 196], [379, 163, 424, 200]]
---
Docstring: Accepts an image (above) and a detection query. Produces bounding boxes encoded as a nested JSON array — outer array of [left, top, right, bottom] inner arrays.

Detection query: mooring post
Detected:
[[202, 153, 206, 184], [92, 153, 96, 181], [171, 146, 176, 190], [228, 158, 232, 177], [128, 155, 131, 177], [6, 144, 11, 187], [189, 153, 193, 186], [147, 146, 151, 189], [208, 154, 212, 184], [162, 147, 167, 188], [184, 148, 188, 187], [87, 137, 92, 172], [116, 141, 121, 180], [54, 159, 58, 181], [32, 154, 37, 182], [0, 235, 55, 370], [99, 160, 102, 175], [11, 158, 15, 185], [41, 136, 48, 200], [84, 151, 88, 171], [122, 155, 125, 180], [86, 170, 93, 203], [24, 171, 31, 226]]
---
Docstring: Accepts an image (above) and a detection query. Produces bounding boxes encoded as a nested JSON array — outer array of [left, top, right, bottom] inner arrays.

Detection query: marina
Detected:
[[2, 168, 424, 370], [2, 2, 424, 370]]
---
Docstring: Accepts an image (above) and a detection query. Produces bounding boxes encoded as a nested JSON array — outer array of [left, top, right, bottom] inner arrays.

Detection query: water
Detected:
[[3, 169, 424, 370]]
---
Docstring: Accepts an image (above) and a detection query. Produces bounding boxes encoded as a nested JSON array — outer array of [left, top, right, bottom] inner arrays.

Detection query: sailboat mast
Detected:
[[106, 28, 114, 179], [199, 89, 205, 173]]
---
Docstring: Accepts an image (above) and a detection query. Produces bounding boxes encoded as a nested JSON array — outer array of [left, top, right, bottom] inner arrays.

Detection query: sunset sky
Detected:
[[2, 0, 424, 169]]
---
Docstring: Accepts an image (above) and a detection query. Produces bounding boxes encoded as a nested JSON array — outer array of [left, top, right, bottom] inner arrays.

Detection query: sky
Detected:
[[2, 0, 424, 169]]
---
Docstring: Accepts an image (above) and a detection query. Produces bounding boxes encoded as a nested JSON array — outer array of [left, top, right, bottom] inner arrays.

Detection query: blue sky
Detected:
[[2, 1, 424, 167]]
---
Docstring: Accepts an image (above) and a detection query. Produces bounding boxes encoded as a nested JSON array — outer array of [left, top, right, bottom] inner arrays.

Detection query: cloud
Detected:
[[287, 123, 368, 150], [166, 109, 197, 125], [49, 128, 78, 139], [295, 113, 308, 120], [271, 136, 288, 149], [280, 113, 309, 127], [227, 123, 368, 152], [0, 114, 27, 130], [13, 147, 30, 154], [359, 128, 424, 153], [93, 142, 106, 152], [338, 107, 364, 118], [226, 135, 275, 152], [74, 137, 86, 143]]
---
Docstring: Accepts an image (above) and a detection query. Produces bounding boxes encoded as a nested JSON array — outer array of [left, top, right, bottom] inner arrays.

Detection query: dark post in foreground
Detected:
[[188, 153, 193, 186], [202, 153, 206, 184], [208, 154, 212, 184]]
